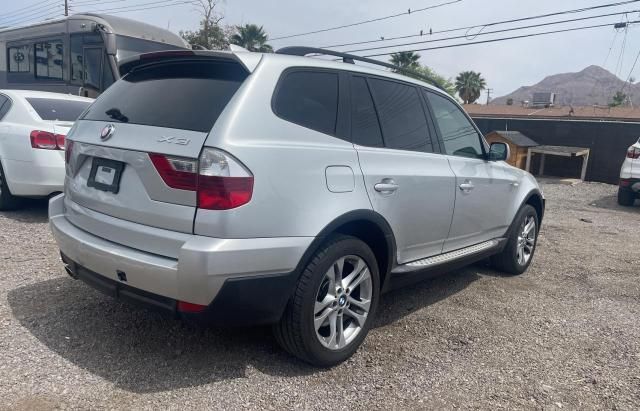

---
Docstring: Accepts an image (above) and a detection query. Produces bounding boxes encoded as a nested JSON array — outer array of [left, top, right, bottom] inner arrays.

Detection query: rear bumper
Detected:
[[619, 178, 640, 193], [3, 158, 64, 196], [49, 194, 312, 324]]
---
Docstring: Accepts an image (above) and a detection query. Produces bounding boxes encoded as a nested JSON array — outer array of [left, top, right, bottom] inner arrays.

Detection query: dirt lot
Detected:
[[1, 181, 639, 410]]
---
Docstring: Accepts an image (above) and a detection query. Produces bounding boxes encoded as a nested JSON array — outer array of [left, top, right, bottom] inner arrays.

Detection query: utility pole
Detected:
[[64, 0, 69, 16], [486, 88, 493, 105]]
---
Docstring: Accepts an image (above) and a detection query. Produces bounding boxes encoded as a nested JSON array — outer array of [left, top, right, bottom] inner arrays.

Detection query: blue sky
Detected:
[[4, 0, 640, 98]]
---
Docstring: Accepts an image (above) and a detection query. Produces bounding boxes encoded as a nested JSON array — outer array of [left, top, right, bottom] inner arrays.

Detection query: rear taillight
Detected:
[[149, 148, 253, 210], [149, 153, 198, 191], [65, 140, 74, 164], [627, 146, 640, 159], [30, 130, 66, 150]]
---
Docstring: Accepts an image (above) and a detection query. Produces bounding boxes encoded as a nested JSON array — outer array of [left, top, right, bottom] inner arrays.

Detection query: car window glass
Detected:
[[0, 96, 9, 120], [351, 76, 383, 147], [426, 91, 484, 159], [82, 60, 247, 132], [26, 98, 91, 121], [274, 71, 338, 135], [35, 40, 63, 80], [368, 78, 432, 152], [83, 48, 103, 90]]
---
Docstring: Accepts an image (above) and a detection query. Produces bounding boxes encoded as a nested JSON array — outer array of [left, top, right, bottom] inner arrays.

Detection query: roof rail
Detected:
[[275, 46, 442, 90]]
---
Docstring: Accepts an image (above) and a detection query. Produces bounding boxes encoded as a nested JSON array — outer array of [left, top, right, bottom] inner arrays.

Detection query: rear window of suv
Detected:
[[26, 98, 91, 121], [82, 60, 247, 132]]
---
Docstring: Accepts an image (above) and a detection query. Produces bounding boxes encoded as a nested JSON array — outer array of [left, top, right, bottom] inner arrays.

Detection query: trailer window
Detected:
[[35, 40, 63, 80], [8, 45, 32, 73]]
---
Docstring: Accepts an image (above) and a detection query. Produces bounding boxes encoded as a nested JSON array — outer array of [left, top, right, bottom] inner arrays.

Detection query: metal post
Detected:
[[525, 149, 532, 173], [539, 154, 546, 176], [580, 151, 590, 181], [64, 0, 68, 16]]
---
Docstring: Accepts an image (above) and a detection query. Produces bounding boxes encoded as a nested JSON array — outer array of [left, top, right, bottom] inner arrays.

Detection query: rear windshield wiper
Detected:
[[105, 108, 129, 123]]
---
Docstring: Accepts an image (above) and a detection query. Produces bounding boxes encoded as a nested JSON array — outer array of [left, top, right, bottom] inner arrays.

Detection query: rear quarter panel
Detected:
[[196, 58, 372, 238]]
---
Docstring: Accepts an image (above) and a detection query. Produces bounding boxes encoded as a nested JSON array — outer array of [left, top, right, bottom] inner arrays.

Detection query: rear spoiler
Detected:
[[118, 50, 263, 77]]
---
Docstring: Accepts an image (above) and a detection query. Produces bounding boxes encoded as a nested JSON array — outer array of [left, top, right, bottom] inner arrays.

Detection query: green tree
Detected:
[[406, 66, 456, 97], [389, 51, 421, 71], [230, 24, 273, 52], [180, 0, 229, 50], [455, 71, 487, 104], [610, 91, 627, 107]]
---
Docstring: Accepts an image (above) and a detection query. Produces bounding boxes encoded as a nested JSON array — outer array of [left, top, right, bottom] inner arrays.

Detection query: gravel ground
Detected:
[[1, 181, 639, 410]]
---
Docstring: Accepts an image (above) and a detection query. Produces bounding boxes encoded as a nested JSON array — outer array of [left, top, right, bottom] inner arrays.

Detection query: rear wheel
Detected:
[[274, 235, 380, 366], [0, 161, 21, 211], [618, 187, 636, 206], [491, 204, 538, 275]]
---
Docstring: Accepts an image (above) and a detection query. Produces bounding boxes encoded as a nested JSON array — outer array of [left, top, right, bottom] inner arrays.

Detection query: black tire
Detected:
[[274, 234, 380, 367], [491, 204, 539, 276], [0, 160, 22, 211], [618, 187, 636, 206]]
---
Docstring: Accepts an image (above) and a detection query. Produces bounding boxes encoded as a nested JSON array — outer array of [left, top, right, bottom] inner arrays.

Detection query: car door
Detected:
[[352, 75, 456, 264], [424, 90, 515, 252]]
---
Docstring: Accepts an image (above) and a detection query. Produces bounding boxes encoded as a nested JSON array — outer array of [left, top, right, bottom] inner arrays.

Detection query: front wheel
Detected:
[[274, 235, 380, 366], [491, 204, 539, 275]]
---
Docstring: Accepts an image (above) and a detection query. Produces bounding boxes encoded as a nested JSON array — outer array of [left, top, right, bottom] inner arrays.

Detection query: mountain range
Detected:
[[492, 65, 637, 107]]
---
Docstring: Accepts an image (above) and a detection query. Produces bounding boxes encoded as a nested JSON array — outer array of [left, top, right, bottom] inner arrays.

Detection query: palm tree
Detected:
[[455, 71, 486, 104], [230, 24, 273, 52], [389, 51, 421, 72]]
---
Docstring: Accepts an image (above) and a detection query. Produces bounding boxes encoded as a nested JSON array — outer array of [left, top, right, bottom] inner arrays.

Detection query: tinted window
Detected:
[[8, 45, 32, 73], [426, 91, 483, 159], [351, 77, 383, 147], [82, 61, 247, 132], [368, 78, 432, 152], [0, 96, 10, 120], [26, 98, 90, 121], [274, 71, 338, 135], [35, 40, 63, 80]]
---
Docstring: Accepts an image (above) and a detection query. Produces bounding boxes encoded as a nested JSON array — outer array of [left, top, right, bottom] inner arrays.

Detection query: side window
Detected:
[[350, 76, 383, 147], [70, 35, 83, 85], [0, 95, 10, 120], [8, 45, 32, 73], [35, 40, 64, 80], [425, 91, 484, 159], [368, 78, 432, 152], [274, 70, 338, 135]]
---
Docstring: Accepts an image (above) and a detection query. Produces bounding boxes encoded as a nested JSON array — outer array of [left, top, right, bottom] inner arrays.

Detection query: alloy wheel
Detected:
[[516, 215, 536, 266], [313, 255, 373, 350]]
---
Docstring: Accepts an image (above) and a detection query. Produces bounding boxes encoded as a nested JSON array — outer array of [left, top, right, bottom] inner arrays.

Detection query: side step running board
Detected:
[[391, 239, 504, 274]]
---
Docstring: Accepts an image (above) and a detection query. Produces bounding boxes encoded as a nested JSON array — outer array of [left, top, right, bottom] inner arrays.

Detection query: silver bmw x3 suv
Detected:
[[49, 47, 544, 366]]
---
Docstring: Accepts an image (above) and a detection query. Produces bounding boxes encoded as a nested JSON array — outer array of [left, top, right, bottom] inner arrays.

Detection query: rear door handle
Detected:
[[374, 179, 399, 193], [459, 181, 475, 192]]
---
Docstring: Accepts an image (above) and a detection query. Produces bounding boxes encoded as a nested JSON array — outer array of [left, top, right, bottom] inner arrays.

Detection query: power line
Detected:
[[72, 0, 195, 13], [70, 0, 126, 5], [0, 0, 58, 20], [270, 0, 463, 41], [341, 10, 640, 54], [321, 0, 640, 49], [0, 4, 64, 26], [73, 0, 195, 14], [357, 20, 640, 58]]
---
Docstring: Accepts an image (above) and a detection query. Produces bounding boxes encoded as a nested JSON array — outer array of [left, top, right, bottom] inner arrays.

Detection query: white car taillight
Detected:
[[627, 146, 640, 159], [149, 148, 253, 210], [30, 130, 65, 150]]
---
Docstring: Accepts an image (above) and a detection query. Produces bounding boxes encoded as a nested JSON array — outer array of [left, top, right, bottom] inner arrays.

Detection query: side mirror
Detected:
[[489, 142, 510, 162]]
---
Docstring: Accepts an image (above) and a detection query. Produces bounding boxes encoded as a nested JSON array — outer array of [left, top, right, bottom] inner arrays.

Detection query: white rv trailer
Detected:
[[0, 13, 189, 98]]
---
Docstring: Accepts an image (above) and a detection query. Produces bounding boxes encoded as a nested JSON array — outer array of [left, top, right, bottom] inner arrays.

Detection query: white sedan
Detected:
[[618, 137, 640, 206], [0, 90, 93, 210]]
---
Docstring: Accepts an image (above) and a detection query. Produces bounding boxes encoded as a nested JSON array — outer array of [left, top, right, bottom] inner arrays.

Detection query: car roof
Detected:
[[125, 49, 446, 95], [0, 90, 94, 102]]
